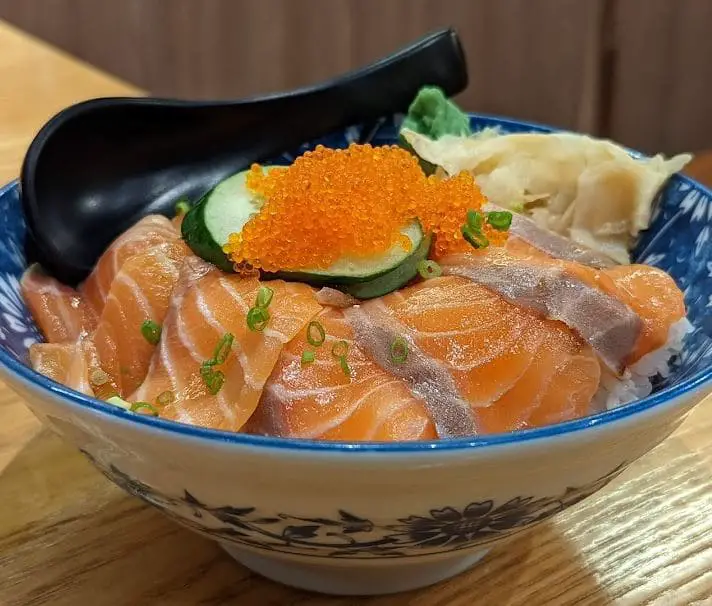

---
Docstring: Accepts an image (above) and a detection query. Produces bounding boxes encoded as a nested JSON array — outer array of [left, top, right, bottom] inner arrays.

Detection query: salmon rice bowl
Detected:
[[20, 87, 698, 443]]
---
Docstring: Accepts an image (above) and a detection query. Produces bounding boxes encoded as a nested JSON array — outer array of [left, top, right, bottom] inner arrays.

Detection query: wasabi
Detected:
[[401, 86, 471, 140], [399, 86, 471, 173]]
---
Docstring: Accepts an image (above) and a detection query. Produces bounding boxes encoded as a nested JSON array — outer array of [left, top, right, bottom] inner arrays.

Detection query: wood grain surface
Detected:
[[0, 19, 710, 606], [0, 0, 605, 133], [609, 0, 712, 154]]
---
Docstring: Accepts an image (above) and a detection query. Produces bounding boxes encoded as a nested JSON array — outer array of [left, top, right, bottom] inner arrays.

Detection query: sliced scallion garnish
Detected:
[[486, 210, 513, 231], [466, 209, 484, 231], [339, 356, 352, 377], [141, 320, 162, 345], [199, 334, 233, 395], [175, 200, 191, 217], [416, 259, 442, 279], [203, 369, 225, 395], [462, 225, 490, 250], [200, 362, 223, 394], [390, 336, 409, 365], [130, 401, 159, 416], [156, 390, 175, 406], [247, 306, 270, 332], [90, 367, 110, 386], [256, 286, 274, 309], [106, 395, 131, 410], [200, 360, 216, 378], [301, 350, 316, 365], [213, 333, 234, 364], [331, 340, 349, 359], [306, 320, 326, 347]]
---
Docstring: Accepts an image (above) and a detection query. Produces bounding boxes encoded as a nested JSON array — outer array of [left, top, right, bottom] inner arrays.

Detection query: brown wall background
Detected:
[[1, 0, 710, 154]]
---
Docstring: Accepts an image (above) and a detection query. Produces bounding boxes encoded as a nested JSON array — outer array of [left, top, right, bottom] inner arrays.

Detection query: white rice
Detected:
[[592, 317, 694, 410]]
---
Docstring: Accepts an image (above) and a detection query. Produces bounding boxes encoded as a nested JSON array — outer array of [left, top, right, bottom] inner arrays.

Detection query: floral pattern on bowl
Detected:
[[2, 113, 712, 594], [81, 448, 625, 559]]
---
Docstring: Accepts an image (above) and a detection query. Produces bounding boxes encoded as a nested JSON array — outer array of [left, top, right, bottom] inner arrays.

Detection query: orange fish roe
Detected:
[[223, 143, 507, 271], [423, 172, 507, 257]]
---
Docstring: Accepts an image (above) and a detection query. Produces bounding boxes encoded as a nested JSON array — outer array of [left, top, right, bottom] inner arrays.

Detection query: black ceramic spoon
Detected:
[[21, 28, 468, 286]]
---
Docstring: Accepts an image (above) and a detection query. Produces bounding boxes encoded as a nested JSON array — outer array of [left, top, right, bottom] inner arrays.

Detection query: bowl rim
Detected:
[[3, 112, 711, 453]]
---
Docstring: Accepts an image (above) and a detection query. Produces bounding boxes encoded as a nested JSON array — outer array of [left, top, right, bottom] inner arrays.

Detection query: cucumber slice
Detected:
[[182, 167, 432, 298], [337, 232, 432, 299], [274, 221, 425, 285], [181, 168, 272, 272]]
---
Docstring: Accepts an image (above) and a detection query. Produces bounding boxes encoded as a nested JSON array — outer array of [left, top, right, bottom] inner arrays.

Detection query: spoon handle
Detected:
[[220, 27, 467, 164], [278, 27, 468, 125], [20, 28, 468, 285]]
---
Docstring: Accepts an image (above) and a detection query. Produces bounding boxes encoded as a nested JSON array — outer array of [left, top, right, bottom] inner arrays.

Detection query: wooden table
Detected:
[[0, 20, 710, 606]]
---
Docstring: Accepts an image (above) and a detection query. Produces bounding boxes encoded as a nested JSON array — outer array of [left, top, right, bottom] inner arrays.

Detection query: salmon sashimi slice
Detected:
[[476, 323, 601, 433], [345, 276, 601, 435], [442, 246, 686, 370], [500, 206, 616, 268], [530, 351, 603, 427], [29, 341, 97, 396], [248, 308, 437, 441], [131, 257, 322, 431], [80, 215, 179, 314], [29, 343, 74, 384], [441, 248, 642, 373], [598, 265, 687, 364], [91, 240, 192, 396], [21, 264, 98, 343]]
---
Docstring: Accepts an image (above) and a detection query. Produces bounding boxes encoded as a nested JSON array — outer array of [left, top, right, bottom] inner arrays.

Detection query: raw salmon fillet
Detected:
[[29, 341, 98, 397], [91, 239, 191, 396], [248, 308, 437, 441], [80, 215, 179, 314], [22, 264, 97, 343], [345, 276, 602, 435], [442, 247, 686, 369], [131, 258, 322, 431], [598, 264, 686, 363], [25, 215, 187, 395], [22, 205, 688, 441]]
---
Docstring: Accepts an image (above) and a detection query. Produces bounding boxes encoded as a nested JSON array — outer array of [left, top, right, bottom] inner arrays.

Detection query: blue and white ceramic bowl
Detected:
[[1, 114, 711, 596]]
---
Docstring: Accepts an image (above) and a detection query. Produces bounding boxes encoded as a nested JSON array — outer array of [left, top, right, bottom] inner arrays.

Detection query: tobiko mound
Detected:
[[22, 88, 692, 442]]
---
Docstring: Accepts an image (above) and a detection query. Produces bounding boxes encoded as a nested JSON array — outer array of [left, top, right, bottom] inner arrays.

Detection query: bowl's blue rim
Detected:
[[2, 114, 711, 453]]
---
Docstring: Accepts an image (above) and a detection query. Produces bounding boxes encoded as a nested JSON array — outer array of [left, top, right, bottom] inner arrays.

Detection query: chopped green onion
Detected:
[[306, 320, 326, 347], [331, 340, 349, 359], [106, 395, 131, 410], [203, 369, 225, 395], [486, 210, 513, 231], [417, 259, 442, 279], [301, 350, 316, 365], [156, 390, 175, 406], [141, 320, 162, 345], [130, 401, 159, 416], [466, 209, 484, 231], [247, 306, 270, 332], [175, 199, 191, 217], [390, 336, 409, 365], [339, 356, 351, 377], [200, 360, 216, 378], [90, 368, 110, 386], [199, 361, 224, 394], [198, 333, 234, 394], [462, 225, 490, 249], [329, 340, 351, 376], [256, 286, 274, 309], [213, 333, 234, 364]]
